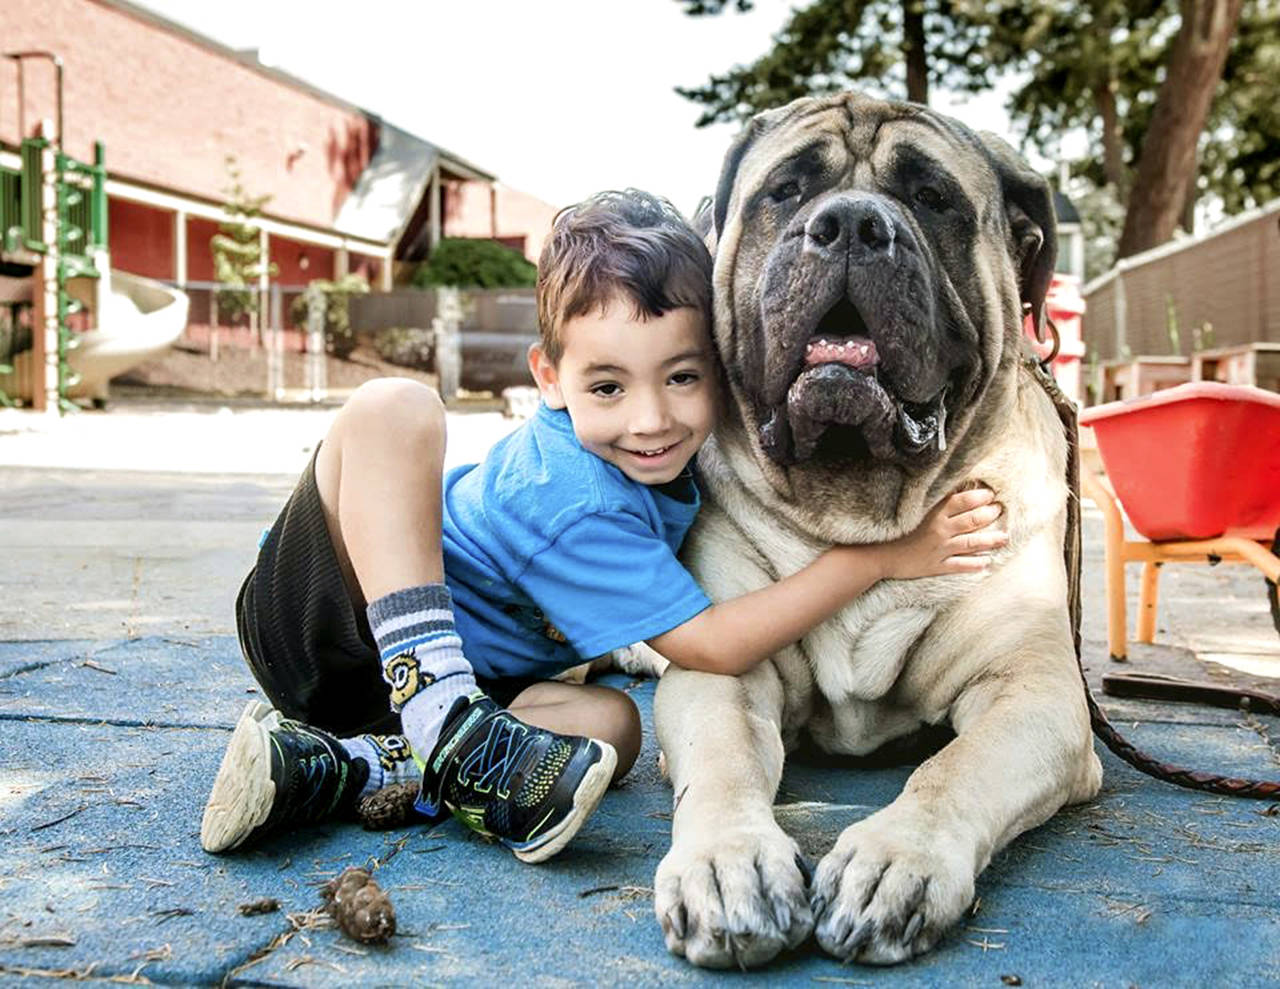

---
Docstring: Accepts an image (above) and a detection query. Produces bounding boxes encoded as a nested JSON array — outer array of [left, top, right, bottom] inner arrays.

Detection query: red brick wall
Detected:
[[442, 180, 556, 263], [494, 184, 557, 263], [0, 0, 375, 229], [442, 179, 495, 241], [108, 198, 172, 279]]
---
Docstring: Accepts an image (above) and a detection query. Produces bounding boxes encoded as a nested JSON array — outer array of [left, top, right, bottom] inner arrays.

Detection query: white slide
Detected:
[[2, 269, 189, 402]]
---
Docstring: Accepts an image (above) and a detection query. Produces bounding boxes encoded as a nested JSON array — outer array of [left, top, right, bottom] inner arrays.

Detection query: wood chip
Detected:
[[0, 934, 76, 948]]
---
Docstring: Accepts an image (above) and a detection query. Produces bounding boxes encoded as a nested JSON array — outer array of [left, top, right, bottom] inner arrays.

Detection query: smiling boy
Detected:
[[200, 189, 1005, 864]]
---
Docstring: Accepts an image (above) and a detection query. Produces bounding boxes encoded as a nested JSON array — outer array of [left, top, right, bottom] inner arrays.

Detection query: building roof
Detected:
[[332, 121, 494, 245], [1054, 189, 1081, 225], [333, 123, 432, 245]]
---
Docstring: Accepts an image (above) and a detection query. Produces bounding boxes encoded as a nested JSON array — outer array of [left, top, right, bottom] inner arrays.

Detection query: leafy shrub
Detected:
[[289, 274, 370, 359], [374, 326, 436, 371], [411, 238, 536, 289]]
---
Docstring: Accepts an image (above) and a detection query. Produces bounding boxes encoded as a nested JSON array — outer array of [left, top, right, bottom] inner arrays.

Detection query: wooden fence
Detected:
[[1083, 199, 1280, 362], [348, 287, 537, 335]]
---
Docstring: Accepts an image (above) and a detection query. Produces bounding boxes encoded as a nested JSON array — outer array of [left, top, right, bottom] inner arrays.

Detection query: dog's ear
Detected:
[[691, 196, 716, 254], [713, 116, 764, 240], [978, 132, 1058, 341]]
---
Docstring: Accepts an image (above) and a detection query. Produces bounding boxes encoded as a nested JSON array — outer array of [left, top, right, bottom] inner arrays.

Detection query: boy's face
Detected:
[[529, 296, 718, 485]]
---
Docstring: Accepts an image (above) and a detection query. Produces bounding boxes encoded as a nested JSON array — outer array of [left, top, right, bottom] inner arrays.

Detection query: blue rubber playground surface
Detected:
[[1, 448, 1278, 987], [1, 631, 1278, 987]]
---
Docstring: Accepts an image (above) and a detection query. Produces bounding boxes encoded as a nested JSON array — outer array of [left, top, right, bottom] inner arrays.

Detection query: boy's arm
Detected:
[[649, 487, 1006, 676], [649, 543, 890, 675]]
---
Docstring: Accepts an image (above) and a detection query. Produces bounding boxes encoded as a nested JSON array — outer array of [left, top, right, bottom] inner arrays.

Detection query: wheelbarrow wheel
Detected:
[[1270, 529, 1280, 636]]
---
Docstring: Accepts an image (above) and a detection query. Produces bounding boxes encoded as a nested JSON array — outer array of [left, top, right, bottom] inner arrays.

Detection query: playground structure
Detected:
[[1, 50, 186, 411]]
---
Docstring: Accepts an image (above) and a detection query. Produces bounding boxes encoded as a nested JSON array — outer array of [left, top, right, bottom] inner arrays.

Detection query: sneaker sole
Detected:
[[200, 700, 279, 853], [509, 739, 618, 865]]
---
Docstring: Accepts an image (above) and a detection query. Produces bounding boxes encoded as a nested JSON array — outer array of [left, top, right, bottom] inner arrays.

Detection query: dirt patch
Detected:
[[111, 341, 437, 400]]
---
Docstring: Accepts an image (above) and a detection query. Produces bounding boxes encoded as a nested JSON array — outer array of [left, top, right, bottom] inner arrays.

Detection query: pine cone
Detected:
[[322, 867, 396, 944], [356, 782, 421, 831]]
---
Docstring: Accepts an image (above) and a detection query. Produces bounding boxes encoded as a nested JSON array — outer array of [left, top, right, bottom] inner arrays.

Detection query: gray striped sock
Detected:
[[367, 584, 477, 760], [341, 734, 419, 799]]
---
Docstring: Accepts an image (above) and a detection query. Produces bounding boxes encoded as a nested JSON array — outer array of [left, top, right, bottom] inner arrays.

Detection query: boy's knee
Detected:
[[339, 377, 446, 449], [601, 688, 642, 782]]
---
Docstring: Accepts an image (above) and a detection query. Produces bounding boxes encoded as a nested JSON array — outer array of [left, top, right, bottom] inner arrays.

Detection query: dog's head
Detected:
[[706, 92, 1056, 471]]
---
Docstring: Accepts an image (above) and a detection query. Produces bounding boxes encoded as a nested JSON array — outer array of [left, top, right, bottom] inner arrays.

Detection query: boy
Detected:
[[201, 189, 1005, 864]]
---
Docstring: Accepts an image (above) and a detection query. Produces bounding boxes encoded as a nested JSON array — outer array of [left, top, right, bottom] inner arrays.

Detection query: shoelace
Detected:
[[455, 714, 539, 800]]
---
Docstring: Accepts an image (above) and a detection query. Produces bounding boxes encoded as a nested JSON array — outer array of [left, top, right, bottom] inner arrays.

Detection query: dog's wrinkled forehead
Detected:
[[720, 94, 1001, 231]]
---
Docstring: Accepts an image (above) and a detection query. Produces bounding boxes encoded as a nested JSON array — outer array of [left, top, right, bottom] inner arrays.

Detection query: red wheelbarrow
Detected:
[[1079, 382, 1280, 662]]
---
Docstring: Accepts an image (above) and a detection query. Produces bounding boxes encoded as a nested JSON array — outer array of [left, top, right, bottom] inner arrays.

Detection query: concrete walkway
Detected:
[[1, 401, 1277, 986]]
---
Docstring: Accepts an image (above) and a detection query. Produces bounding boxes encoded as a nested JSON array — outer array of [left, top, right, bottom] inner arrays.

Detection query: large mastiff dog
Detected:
[[652, 92, 1103, 968]]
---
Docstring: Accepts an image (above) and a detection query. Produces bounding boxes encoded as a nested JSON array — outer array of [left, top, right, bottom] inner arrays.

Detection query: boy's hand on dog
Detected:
[[880, 487, 1007, 580]]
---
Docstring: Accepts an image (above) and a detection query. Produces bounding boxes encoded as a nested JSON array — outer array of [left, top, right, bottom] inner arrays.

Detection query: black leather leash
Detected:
[[1027, 348, 1280, 801]]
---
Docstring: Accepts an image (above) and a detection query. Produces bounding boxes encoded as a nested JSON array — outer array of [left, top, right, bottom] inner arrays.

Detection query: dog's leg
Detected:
[[653, 664, 812, 969], [812, 660, 1102, 965]]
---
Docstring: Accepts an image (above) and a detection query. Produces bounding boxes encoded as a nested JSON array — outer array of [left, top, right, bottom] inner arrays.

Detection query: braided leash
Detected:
[[1028, 350, 1280, 801]]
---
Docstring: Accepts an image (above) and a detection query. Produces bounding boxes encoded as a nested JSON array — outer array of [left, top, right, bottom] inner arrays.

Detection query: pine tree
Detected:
[[210, 155, 276, 334]]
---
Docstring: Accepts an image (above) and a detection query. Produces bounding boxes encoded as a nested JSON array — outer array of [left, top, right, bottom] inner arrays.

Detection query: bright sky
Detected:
[[137, 0, 1018, 215]]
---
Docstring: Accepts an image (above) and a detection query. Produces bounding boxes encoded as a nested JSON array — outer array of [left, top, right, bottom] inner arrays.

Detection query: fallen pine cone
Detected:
[[356, 782, 421, 831], [322, 867, 396, 944]]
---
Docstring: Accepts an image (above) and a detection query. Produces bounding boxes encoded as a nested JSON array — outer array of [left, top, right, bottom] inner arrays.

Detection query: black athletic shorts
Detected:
[[235, 449, 541, 738]]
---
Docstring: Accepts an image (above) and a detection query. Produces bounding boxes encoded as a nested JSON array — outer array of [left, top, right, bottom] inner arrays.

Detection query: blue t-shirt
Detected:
[[440, 403, 712, 680]]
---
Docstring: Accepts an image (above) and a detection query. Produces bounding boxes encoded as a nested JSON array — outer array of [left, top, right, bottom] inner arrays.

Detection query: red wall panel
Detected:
[[272, 234, 335, 285], [108, 198, 172, 279], [186, 217, 220, 282]]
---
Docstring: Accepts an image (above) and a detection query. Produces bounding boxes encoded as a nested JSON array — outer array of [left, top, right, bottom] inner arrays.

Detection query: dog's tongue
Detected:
[[805, 336, 878, 370]]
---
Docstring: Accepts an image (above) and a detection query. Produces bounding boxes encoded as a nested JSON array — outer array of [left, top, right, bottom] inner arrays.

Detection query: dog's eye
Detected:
[[768, 180, 801, 204], [914, 186, 948, 212]]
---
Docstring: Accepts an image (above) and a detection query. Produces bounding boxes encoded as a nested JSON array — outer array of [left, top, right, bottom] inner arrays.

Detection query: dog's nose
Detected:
[[804, 197, 896, 258]]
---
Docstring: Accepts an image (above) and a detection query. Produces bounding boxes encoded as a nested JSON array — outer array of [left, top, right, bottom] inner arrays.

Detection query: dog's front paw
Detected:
[[811, 809, 975, 964], [655, 821, 812, 969]]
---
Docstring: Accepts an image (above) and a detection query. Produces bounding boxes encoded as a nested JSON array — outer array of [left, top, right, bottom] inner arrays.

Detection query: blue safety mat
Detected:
[[0, 636, 1276, 985]]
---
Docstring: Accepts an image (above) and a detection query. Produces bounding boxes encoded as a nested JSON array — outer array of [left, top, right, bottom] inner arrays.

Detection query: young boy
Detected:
[[201, 189, 1005, 864]]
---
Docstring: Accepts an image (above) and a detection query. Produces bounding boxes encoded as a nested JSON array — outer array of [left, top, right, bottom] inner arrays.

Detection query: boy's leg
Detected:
[[507, 682, 642, 784], [205, 379, 463, 853], [206, 379, 616, 860], [313, 376, 447, 602], [314, 379, 479, 753]]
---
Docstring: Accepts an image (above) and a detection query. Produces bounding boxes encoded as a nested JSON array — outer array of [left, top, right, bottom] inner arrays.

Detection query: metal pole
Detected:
[[268, 283, 284, 401], [305, 282, 326, 403], [36, 127, 58, 413], [92, 141, 107, 250], [434, 287, 461, 403], [3, 52, 64, 147], [258, 228, 270, 347]]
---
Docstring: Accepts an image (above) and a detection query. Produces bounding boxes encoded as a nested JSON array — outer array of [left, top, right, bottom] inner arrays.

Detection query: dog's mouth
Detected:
[[805, 299, 880, 374], [760, 298, 947, 466]]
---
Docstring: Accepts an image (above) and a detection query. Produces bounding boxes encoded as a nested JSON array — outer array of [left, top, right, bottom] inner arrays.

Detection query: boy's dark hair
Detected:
[[536, 189, 713, 363]]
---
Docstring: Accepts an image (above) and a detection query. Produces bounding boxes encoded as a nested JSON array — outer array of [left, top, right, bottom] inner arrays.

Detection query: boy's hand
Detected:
[[879, 487, 1007, 580]]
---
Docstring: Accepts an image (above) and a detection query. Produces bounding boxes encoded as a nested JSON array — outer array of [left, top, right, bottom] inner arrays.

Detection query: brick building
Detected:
[[0, 0, 556, 294]]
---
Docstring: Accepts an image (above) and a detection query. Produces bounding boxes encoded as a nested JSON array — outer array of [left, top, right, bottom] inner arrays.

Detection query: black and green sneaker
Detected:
[[201, 701, 369, 853], [416, 693, 617, 863]]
